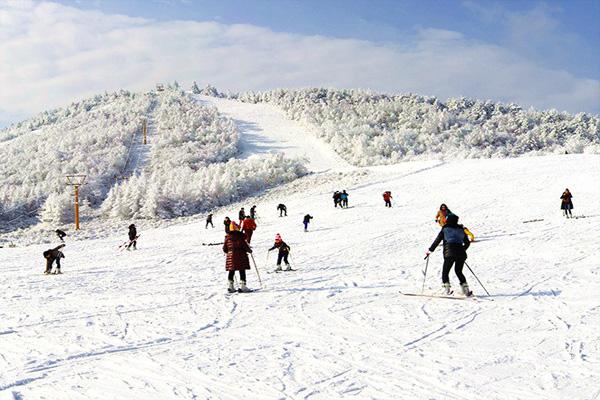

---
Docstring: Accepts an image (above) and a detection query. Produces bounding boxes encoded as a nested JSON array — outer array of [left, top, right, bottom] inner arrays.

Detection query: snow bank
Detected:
[[234, 88, 600, 165]]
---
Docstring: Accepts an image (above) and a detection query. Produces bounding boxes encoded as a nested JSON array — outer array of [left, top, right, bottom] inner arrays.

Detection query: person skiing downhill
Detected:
[[383, 191, 393, 207], [340, 190, 349, 208], [223, 217, 231, 233], [241, 216, 257, 243], [303, 214, 313, 232], [55, 229, 67, 242], [127, 224, 138, 250], [205, 213, 214, 229], [333, 191, 341, 208], [560, 188, 574, 218], [43, 244, 65, 274], [223, 222, 253, 293], [277, 203, 287, 217], [269, 233, 291, 272], [426, 214, 472, 296]]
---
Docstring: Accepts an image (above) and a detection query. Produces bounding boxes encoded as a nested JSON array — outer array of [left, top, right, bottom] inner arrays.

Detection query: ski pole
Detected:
[[464, 261, 491, 296], [421, 254, 430, 294], [250, 253, 264, 289]]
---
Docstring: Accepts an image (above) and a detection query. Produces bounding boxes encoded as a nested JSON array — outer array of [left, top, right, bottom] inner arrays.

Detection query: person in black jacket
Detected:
[[426, 214, 472, 296], [268, 233, 291, 271], [43, 244, 65, 274], [127, 224, 137, 250], [238, 208, 246, 224], [303, 214, 313, 232], [55, 229, 67, 242], [277, 203, 287, 217], [205, 213, 214, 229], [223, 217, 231, 233]]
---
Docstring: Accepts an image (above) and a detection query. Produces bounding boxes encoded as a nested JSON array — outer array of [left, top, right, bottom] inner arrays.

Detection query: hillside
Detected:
[[1, 154, 598, 399]]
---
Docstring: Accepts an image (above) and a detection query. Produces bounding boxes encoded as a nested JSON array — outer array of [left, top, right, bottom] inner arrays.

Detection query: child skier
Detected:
[[268, 233, 292, 272], [241, 216, 257, 243], [55, 229, 67, 242], [223, 222, 253, 293], [127, 224, 138, 250], [277, 203, 287, 217], [560, 188, 574, 218], [205, 213, 214, 229], [43, 244, 65, 274], [383, 191, 392, 207], [340, 190, 349, 208], [426, 214, 472, 296], [303, 214, 313, 231]]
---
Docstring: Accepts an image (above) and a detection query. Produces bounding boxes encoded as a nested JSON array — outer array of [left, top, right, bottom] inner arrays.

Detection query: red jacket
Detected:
[[223, 231, 252, 271], [241, 218, 257, 232], [383, 192, 392, 201]]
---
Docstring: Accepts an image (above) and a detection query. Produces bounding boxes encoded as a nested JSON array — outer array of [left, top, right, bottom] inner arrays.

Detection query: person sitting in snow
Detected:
[[268, 233, 291, 272], [426, 214, 472, 296], [43, 244, 65, 275], [277, 203, 287, 217], [303, 214, 313, 232], [223, 222, 253, 293], [241, 216, 257, 243]]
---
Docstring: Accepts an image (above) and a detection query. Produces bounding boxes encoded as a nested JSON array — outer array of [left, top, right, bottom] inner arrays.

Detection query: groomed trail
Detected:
[[1, 98, 599, 400]]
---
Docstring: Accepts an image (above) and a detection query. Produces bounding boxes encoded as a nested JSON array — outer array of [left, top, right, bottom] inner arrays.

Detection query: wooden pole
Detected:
[[74, 185, 80, 230], [143, 119, 147, 145]]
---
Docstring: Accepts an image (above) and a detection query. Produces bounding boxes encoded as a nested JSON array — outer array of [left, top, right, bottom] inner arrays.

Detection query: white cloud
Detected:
[[0, 1, 598, 127]]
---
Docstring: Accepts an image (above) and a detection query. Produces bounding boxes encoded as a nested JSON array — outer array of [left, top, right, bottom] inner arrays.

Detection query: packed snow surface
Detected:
[[1, 154, 599, 399], [1, 97, 599, 399]]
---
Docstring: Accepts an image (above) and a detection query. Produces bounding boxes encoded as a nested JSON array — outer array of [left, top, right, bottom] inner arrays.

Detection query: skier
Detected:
[[435, 203, 450, 227], [238, 207, 246, 224], [383, 191, 393, 207], [303, 214, 313, 232], [268, 233, 292, 272], [250, 205, 257, 219], [560, 188, 573, 218], [205, 213, 214, 229], [127, 224, 137, 250], [277, 203, 287, 217], [340, 190, 349, 208], [426, 214, 472, 296], [333, 191, 341, 208], [43, 244, 65, 274], [223, 222, 253, 293], [55, 229, 67, 242], [223, 217, 231, 233], [241, 216, 257, 243]]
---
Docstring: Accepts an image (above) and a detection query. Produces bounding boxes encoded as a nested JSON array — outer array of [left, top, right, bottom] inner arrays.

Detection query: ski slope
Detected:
[[1, 151, 599, 399], [196, 95, 349, 172]]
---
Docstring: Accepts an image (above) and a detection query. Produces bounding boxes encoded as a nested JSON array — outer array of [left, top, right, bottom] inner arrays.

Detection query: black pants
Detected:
[[385, 200, 392, 207], [277, 252, 289, 266], [279, 210, 287, 216], [228, 270, 247, 281], [45, 258, 61, 273], [127, 240, 137, 249], [442, 257, 466, 284], [341, 199, 348, 208], [206, 221, 214, 228]]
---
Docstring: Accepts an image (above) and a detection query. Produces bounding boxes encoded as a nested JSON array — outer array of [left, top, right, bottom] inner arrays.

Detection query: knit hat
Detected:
[[230, 222, 240, 231]]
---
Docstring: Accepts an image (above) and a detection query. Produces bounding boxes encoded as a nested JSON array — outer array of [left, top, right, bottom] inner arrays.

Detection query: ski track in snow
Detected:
[[1, 98, 600, 399]]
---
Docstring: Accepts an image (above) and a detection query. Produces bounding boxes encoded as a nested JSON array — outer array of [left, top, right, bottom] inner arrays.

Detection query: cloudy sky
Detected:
[[1, 0, 599, 127]]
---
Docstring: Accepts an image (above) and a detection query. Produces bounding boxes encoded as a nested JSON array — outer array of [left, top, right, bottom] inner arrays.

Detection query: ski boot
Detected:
[[274, 265, 283, 273], [44, 270, 51, 275], [442, 283, 453, 295], [284, 265, 293, 272], [238, 281, 252, 293], [461, 283, 473, 297], [227, 280, 236, 293], [53, 268, 62, 275]]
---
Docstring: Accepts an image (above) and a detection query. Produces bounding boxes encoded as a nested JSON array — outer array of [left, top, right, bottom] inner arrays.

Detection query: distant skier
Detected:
[[223, 217, 231, 233], [333, 191, 341, 208], [55, 229, 67, 242], [238, 207, 246, 224], [43, 244, 65, 275], [383, 191, 393, 207], [268, 233, 291, 272], [223, 222, 253, 293], [241, 216, 257, 243], [340, 190, 349, 208], [303, 214, 313, 232], [560, 188, 573, 218], [426, 214, 472, 296], [205, 213, 214, 229], [250, 205, 257, 219], [277, 203, 287, 217], [127, 224, 137, 250], [435, 203, 450, 227]]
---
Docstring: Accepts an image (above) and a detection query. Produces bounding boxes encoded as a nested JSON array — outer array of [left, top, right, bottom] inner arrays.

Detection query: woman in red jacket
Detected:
[[223, 222, 253, 293]]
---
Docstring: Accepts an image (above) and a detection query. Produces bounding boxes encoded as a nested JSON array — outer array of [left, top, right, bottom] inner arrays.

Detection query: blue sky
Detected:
[[0, 0, 598, 127]]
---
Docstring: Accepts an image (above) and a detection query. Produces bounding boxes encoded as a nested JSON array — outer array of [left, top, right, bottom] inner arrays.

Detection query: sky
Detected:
[[0, 0, 599, 127]]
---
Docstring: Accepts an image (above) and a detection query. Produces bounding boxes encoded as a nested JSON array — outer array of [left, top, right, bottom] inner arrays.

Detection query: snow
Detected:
[[197, 95, 350, 173], [1, 97, 599, 399], [2, 152, 599, 399]]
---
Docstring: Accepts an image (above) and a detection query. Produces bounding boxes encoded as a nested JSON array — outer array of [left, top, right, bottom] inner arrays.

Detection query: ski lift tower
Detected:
[[65, 174, 86, 230]]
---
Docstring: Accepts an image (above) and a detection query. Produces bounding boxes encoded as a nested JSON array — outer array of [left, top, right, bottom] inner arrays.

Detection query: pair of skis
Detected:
[[118, 235, 140, 251]]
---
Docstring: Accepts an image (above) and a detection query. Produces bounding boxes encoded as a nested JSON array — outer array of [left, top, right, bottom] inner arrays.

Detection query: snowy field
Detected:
[[1, 154, 599, 399], [1, 96, 599, 399]]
